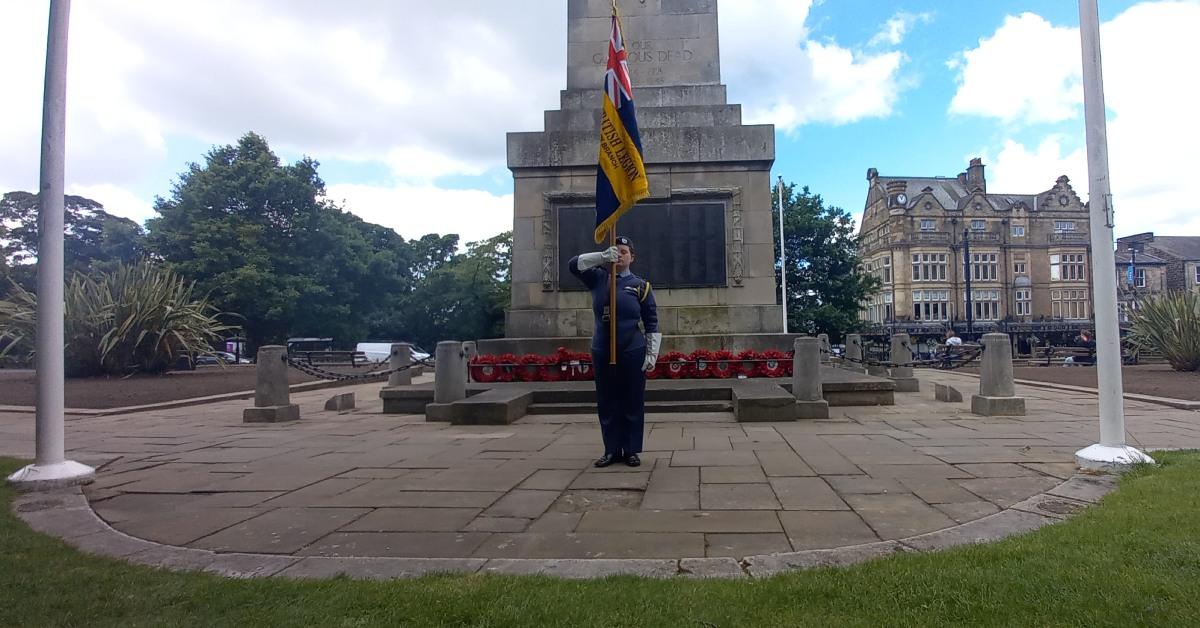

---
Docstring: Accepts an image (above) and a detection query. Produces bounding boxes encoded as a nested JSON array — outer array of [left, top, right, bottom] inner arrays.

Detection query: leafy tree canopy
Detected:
[[146, 132, 509, 350], [772, 182, 879, 341], [1, 191, 145, 296]]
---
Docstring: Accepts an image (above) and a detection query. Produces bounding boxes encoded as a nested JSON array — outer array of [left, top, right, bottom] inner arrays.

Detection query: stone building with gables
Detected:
[[1115, 232, 1200, 320], [857, 158, 1095, 351]]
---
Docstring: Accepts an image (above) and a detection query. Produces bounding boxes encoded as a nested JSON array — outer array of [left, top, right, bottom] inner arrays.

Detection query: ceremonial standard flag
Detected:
[[594, 7, 648, 243]]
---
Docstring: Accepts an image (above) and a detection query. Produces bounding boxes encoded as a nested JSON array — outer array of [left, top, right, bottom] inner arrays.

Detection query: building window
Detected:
[[882, 257, 892, 284], [971, 252, 998, 281], [1195, 266, 1200, 285], [1050, 253, 1086, 281], [920, 219, 936, 231], [967, 289, 1000, 321], [1014, 262, 1027, 275], [1135, 268, 1146, 288], [1012, 225, 1026, 237], [1052, 289, 1089, 320], [971, 220, 986, 231], [1054, 220, 1075, 232], [1015, 288, 1031, 316], [912, 289, 949, 321], [911, 253, 948, 282]]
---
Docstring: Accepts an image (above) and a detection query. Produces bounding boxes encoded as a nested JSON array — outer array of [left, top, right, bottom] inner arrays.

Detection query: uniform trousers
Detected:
[[591, 346, 647, 457]]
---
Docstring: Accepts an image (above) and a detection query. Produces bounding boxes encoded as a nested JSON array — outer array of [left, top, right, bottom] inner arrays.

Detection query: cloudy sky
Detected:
[[1, 0, 1197, 244]]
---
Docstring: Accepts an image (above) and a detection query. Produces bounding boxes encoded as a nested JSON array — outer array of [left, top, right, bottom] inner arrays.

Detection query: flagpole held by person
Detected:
[[566, 2, 658, 468], [594, 2, 649, 365]]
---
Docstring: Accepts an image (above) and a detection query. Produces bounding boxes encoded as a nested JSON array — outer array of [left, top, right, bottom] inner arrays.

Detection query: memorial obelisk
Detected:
[[485, 0, 788, 355]]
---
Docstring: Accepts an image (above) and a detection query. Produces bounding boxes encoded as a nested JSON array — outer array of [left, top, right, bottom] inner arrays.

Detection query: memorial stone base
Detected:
[[242, 404, 299, 423]]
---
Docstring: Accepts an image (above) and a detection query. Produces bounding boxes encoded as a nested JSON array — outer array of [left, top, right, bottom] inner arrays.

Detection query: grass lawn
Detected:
[[2, 454, 1200, 627]]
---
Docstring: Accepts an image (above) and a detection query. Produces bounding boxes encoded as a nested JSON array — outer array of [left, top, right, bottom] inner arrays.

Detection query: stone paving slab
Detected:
[[6, 370, 1200, 576], [576, 510, 783, 534], [473, 532, 705, 559], [777, 511, 881, 550], [299, 532, 493, 558], [193, 507, 370, 554]]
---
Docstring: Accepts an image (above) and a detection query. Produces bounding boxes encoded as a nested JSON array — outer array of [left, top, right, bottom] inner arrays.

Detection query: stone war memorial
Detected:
[[485, 0, 786, 356]]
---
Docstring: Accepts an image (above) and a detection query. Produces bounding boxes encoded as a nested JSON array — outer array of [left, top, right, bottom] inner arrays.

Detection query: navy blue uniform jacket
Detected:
[[568, 257, 658, 353]]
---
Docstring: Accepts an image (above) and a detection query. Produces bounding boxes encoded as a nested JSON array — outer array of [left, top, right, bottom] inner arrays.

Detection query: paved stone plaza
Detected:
[[5, 370, 1199, 578]]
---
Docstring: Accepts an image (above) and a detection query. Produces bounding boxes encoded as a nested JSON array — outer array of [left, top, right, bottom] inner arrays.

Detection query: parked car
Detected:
[[195, 351, 250, 366], [356, 342, 431, 363]]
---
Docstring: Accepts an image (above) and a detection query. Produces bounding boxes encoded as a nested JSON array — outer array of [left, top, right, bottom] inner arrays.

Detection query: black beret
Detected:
[[615, 235, 634, 250]]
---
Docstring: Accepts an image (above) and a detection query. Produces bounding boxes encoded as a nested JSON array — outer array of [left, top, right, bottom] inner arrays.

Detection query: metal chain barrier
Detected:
[[284, 355, 435, 382], [840, 339, 984, 371]]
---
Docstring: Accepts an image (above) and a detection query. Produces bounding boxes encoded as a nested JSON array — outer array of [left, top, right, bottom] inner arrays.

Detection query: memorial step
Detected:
[[526, 400, 734, 415]]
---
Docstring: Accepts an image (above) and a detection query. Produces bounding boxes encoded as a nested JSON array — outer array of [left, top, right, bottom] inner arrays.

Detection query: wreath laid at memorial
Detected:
[[468, 348, 797, 382]]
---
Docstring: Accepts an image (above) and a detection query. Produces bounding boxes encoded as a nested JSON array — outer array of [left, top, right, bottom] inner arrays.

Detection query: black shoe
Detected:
[[625, 454, 641, 467], [594, 454, 620, 468]]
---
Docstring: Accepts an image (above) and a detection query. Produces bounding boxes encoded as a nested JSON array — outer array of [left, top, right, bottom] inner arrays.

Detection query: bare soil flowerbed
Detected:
[[956, 363, 1200, 401], [0, 364, 372, 409]]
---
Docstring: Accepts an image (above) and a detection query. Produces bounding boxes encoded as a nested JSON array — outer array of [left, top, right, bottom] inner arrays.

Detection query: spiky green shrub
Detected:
[[0, 262, 237, 376], [0, 283, 36, 366], [1128, 291, 1200, 371]]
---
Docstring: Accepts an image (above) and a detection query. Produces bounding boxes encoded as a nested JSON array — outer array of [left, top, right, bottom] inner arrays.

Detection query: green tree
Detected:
[[0, 191, 145, 296], [773, 182, 879, 340], [387, 231, 511, 348], [145, 133, 380, 347]]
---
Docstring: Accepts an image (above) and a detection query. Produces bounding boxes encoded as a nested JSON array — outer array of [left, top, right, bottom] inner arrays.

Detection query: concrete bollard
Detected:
[[388, 343, 412, 387], [792, 337, 829, 419], [243, 345, 299, 423], [888, 334, 920, 392], [324, 392, 355, 412], [844, 333, 867, 374], [971, 333, 1025, 416], [434, 341, 467, 404], [817, 334, 832, 364]]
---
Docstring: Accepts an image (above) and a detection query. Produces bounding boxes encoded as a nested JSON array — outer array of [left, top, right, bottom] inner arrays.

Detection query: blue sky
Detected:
[[1, 1, 1196, 244]]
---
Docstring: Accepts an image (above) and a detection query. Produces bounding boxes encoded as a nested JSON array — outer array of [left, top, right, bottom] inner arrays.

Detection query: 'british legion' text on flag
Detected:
[[594, 7, 648, 244]]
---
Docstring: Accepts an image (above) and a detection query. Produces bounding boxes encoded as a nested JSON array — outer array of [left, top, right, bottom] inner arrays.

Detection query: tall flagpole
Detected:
[[1073, 0, 1151, 471], [778, 176, 788, 334], [609, 227, 617, 364], [7, 0, 95, 490]]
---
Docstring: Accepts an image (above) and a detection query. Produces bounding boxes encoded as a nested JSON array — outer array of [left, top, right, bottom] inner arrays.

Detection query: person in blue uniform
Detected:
[[569, 236, 660, 467]]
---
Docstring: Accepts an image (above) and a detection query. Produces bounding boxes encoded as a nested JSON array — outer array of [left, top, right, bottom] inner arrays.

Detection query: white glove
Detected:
[[642, 332, 662, 371], [577, 246, 620, 271]]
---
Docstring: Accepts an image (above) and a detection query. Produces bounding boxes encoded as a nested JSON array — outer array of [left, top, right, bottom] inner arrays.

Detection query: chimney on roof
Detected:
[[966, 157, 986, 193]]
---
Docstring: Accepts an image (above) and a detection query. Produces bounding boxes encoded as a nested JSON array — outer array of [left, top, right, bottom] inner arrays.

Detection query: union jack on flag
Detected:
[[594, 5, 648, 244]]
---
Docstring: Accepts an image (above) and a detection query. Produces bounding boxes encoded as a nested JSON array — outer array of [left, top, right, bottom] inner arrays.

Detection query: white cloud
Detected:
[[869, 11, 934, 47], [66, 183, 156, 224], [955, 1, 1200, 237], [0, 1, 564, 193], [324, 183, 512, 245], [720, 1, 910, 131], [948, 12, 1082, 124], [1, 0, 914, 241]]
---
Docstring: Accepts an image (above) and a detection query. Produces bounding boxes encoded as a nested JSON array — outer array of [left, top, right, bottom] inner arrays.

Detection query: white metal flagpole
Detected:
[[1073, 0, 1152, 471], [778, 175, 788, 334], [7, 0, 96, 490]]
